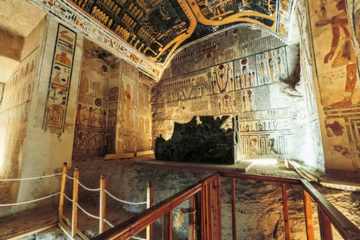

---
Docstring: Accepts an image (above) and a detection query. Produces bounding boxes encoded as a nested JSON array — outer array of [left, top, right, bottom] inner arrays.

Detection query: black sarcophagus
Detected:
[[154, 116, 235, 164]]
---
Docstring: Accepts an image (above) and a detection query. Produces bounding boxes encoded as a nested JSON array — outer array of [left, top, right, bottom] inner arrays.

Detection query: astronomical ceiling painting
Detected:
[[68, 0, 295, 64]]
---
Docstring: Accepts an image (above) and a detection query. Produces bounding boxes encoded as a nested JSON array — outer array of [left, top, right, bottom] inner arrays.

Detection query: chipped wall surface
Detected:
[[153, 25, 324, 170], [304, 0, 360, 172]]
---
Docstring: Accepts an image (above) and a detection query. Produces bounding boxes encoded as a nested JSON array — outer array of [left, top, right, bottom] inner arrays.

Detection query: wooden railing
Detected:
[[58, 163, 153, 239], [91, 171, 360, 240], [222, 172, 360, 240], [92, 174, 221, 240], [300, 179, 360, 240]]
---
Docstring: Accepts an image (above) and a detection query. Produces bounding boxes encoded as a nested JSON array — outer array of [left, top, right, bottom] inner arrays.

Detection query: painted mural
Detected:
[[115, 63, 153, 154], [43, 23, 76, 132], [310, 0, 359, 109], [72, 40, 154, 160], [152, 25, 312, 162], [72, 40, 113, 160], [308, 0, 360, 171]]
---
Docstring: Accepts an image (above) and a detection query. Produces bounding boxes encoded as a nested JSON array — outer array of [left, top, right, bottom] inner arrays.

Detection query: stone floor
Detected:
[[19, 227, 65, 240], [0, 205, 57, 240]]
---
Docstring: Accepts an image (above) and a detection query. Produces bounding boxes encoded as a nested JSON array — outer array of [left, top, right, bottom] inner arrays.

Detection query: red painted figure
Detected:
[[315, 0, 357, 108]]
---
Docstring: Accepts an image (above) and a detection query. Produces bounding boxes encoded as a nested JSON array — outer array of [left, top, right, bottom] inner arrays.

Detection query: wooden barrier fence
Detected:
[[91, 171, 360, 240], [58, 163, 153, 239]]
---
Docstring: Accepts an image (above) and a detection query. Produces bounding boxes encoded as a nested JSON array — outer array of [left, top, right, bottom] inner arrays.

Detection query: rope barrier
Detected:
[[66, 174, 74, 181], [78, 181, 100, 192], [64, 193, 73, 203], [77, 202, 100, 220], [131, 236, 146, 240], [104, 219, 114, 228], [0, 192, 59, 207], [0, 173, 61, 182], [105, 190, 147, 206]]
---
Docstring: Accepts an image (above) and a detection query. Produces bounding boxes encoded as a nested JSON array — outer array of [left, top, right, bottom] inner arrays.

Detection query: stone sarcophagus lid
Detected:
[[154, 115, 237, 164]]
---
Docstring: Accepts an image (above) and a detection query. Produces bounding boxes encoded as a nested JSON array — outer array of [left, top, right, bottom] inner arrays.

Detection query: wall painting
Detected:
[[43, 23, 77, 133]]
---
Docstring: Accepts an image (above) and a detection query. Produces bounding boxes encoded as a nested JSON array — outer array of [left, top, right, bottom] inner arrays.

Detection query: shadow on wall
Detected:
[[154, 116, 234, 164]]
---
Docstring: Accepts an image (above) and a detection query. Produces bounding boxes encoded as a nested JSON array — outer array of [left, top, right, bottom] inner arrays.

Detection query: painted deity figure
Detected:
[[213, 63, 232, 93], [315, 0, 358, 108]]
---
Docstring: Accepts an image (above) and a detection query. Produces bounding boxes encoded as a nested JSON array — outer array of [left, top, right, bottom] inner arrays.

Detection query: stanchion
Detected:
[[303, 191, 315, 240], [146, 181, 154, 240], [231, 178, 237, 240], [71, 168, 79, 237], [58, 163, 67, 223], [99, 175, 106, 234], [282, 184, 290, 240]]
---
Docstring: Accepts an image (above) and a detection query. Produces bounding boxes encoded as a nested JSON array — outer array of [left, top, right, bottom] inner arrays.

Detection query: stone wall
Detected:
[[72, 40, 114, 160], [14, 16, 83, 214], [0, 13, 154, 217], [0, 44, 41, 216], [152, 25, 324, 170], [0, 16, 85, 217], [72, 40, 154, 159], [292, 0, 326, 171], [115, 62, 153, 154]]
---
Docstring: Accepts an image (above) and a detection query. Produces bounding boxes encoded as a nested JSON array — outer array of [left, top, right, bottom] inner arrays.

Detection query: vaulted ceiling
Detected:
[[70, 0, 294, 62], [30, 0, 296, 80]]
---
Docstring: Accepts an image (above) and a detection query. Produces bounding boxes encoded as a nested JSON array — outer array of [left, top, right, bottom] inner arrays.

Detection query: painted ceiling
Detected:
[[69, 0, 293, 61], [30, 0, 295, 80]]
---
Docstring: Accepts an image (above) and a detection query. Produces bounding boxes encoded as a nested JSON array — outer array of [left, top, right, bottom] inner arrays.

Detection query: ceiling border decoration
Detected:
[[29, 0, 295, 81], [28, 0, 163, 80]]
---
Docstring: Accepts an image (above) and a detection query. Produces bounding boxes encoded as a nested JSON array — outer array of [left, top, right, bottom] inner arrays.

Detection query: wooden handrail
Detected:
[[93, 174, 219, 240], [89, 171, 360, 240], [221, 172, 301, 184], [301, 179, 360, 240]]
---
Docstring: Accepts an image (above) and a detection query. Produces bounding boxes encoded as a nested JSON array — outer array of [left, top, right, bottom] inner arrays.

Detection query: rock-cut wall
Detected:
[[152, 25, 324, 170]]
